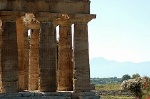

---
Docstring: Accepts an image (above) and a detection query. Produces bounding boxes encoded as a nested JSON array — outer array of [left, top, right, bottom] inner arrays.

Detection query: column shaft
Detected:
[[16, 18, 29, 91], [39, 22, 57, 92], [29, 29, 39, 91], [0, 21, 2, 92], [1, 22, 19, 93], [57, 24, 73, 91], [23, 31, 29, 90], [39, 22, 57, 91], [73, 22, 90, 92]]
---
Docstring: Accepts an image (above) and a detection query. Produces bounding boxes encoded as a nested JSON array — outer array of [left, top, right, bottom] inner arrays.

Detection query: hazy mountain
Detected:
[[90, 57, 150, 78]]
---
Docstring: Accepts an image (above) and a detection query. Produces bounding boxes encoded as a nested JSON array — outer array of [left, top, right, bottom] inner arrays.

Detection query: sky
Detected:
[[88, 0, 150, 63]]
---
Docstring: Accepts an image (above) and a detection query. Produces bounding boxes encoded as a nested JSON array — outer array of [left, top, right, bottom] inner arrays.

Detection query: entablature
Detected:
[[0, 11, 96, 23], [0, 0, 90, 14]]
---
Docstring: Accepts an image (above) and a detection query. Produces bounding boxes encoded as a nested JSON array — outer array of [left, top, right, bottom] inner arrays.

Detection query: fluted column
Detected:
[[73, 22, 90, 92], [57, 23, 73, 91], [23, 30, 29, 91], [28, 29, 40, 91], [1, 21, 19, 93], [0, 20, 2, 92], [39, 22, 57, 92], [16, 18, 29, 91]]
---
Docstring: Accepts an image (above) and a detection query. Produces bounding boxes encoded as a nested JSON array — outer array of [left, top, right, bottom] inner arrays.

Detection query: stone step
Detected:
[[0, 92, 99, 99]]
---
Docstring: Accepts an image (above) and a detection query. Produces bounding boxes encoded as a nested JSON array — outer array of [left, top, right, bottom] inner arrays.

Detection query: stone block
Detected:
[[5, 93, 22, 97], [20, 92, 34, 97], [43, 92, 60, 96], [58, 92, 72, 96], [58, 96, 69, 99], [31, 96, 49, 99], [77, 92, 96, 96], [49, 1, 90, 14], [7, 98, 32, 99], [51, 96, 59, 99], [0, 93, 5, 98], [0, 92, 98, 99], [34, 92, 43, 97], [78, 96, 100, 99]]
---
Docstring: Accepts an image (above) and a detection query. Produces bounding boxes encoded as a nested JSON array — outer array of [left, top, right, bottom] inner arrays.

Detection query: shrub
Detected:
[[121, 77, 150, 99]]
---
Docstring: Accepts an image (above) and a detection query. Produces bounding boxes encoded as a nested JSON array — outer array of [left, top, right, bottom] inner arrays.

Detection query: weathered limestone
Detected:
[[73, 22, 90, 92], [28, 29, 40, 91], [0, 92, 99, 99], [0, 1, 97, 98], [0, 0, 7, 10], [0, 13, 96, 94], [0, 0, 90, 14], [39, 22, 57, 92], [57, 23, 73, 91], [0, 92, 73, 99], [23, 31, 29, 91], [0, 20, 2, 92], [16, 18, 29, 91], [1, 21, 18, 93], [23, 13, 40, 30]]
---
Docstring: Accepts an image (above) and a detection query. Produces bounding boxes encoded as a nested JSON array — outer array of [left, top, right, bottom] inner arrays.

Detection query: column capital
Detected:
[[73, 14, 96, 23], [54, 21, 72, 27], [22, 13, 40, 30], [54, 14, 73, 26], [0, 11, 41, 30]]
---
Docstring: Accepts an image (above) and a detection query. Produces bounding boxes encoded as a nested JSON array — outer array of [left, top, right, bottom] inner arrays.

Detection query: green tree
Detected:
[[132, 73, 140, 79], [121, 74, 131, 82]]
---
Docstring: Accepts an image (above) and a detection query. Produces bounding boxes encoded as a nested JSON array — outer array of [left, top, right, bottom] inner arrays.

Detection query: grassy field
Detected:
[[100, 95, 135, 99], [95, 83, 135, 99], [95, 83, 121, 91]]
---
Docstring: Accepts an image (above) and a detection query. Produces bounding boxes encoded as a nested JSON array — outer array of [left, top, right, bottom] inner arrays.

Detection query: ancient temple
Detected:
[[0, 0, 97, 98]]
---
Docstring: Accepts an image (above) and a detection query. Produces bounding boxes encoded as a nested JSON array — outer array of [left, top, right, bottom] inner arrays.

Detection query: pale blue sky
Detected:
[[89, 0, 150, 62]]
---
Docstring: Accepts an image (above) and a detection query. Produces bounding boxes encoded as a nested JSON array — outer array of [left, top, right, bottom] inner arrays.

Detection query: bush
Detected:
[[121, 77, 150, 99]]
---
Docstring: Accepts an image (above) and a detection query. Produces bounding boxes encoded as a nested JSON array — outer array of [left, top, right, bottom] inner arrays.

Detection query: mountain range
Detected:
[[90, 57, 150, 78]]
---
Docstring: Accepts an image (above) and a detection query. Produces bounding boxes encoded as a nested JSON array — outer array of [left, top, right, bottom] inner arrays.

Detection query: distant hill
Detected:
[[90, 57, 150, 78]]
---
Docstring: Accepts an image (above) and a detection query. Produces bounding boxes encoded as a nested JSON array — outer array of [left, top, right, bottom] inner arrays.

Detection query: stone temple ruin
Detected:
[[0, 0, 97, 98]]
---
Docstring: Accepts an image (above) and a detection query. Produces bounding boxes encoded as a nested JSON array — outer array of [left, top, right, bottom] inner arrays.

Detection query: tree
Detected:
[[132, 73, 140, 79], [121, 74, 131, 82]]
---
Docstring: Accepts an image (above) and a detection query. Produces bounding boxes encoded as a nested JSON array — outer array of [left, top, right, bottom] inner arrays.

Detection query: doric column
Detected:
[[73, 22, 90, 92], [22, 13, 40, 91], [0, 20, 2, 92], [23, 30, 29, 91], [1, 21, 19, 93], [57, 23, 73, 91], [39, 22, 57, 92], [16, 18, 29, 91], [28, 29, 40, 91]]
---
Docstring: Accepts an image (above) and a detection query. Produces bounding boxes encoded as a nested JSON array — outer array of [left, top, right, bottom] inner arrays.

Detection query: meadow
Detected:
[[91, 76, 150, 99], [95, 84, 135, 99]]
